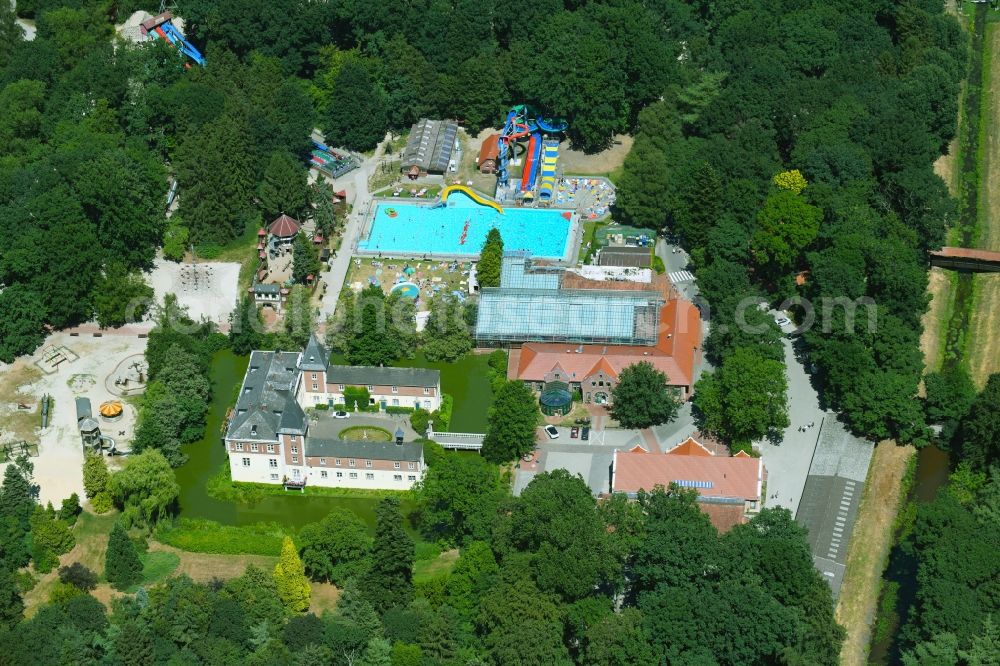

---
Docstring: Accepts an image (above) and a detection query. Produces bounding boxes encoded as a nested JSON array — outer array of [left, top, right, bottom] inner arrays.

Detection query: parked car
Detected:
[[334, 411, 349, 419], [774, 314, 791, 327], [544, 425, 559, 439], [570, 427, 579, 438], [581, 426, 590, 441]]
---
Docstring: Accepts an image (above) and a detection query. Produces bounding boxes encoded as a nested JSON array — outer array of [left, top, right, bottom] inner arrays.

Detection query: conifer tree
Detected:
[[0, 456, 35, 532], [0, 567, 23, 629], [476, 228, 504, 288], [258, 150, 309, 220], [104, 522, 142, 590], [273, 536, 311, 613], [292, 232, 321, 285], [363, 498, 414, 613]]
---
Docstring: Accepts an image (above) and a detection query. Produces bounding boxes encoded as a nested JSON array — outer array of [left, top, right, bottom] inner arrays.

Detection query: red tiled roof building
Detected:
[[612, 437, 765, 532]]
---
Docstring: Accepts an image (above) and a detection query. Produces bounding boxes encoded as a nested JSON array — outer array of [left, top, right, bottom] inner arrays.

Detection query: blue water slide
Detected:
[[535, 116, 569, 133], [161, 22, 206, 66], [496, 109, 519, 187]]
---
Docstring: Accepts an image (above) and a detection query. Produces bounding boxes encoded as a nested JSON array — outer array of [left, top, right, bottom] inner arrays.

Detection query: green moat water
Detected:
[[173, 350, 493, 530]]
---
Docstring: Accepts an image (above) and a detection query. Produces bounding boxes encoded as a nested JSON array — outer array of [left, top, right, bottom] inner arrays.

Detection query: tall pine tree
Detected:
[[363, 498, 414, 614], [105, 522, 142, 590], [0, 456, 36, 532], [258, 150, 309, 220]]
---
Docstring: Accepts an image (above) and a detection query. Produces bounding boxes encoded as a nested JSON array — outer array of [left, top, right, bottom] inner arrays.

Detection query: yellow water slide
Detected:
[[439, 185, 504, 214]]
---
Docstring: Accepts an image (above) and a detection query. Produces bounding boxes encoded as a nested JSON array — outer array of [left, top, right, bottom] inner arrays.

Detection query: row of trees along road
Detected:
[[616, 0, 965, 446], [0, 441, 846, 665]]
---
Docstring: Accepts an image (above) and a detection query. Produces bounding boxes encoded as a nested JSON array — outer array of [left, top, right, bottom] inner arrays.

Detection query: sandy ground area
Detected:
[[0, 332, 146, 505], [148, 258, 241, 325], [919, 268, 952, 376], [835, 442, 915, 666], [559, 134, 633, 176]]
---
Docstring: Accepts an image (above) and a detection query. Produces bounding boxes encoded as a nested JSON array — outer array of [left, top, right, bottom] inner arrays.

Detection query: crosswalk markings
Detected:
[[668, 270, 695, 284]]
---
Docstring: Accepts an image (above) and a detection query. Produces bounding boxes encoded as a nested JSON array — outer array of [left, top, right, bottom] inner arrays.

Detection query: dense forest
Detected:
[[0, 446, 846, 665], [617, 0, 965, 445], [896, 372, 1000, 664]]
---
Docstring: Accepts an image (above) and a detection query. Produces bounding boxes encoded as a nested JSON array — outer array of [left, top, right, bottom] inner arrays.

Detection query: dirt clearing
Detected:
[[835, 442, 915, 666], [919, 269, 953, 374], [559, 135, 633, 177]]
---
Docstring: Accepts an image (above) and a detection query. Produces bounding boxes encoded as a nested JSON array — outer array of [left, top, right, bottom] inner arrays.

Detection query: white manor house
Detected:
[[223, 336, 433, 490]]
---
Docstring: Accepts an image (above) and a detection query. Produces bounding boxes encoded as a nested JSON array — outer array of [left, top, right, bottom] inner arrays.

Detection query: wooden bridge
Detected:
[[929, 247, 1000, 272]]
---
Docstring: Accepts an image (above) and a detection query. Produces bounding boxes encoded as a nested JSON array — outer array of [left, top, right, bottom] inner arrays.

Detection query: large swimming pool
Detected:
[[357, 192, 573, 259]]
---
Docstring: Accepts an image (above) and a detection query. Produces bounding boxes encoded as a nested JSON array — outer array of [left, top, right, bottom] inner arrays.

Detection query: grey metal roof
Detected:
[[75, 397, 92, 422], [305, 439, 423, 462], [401, 119, 458, 173], [598, 247, 652, 268], [327, 365, 439, 388], [300, 335, 328, 372], [227, 351, 305, 441]]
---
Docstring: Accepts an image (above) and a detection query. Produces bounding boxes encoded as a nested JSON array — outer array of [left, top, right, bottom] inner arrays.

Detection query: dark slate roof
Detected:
[[254, 283, 280, 295], [226, 351, 305, 441], [305, 439, 423, 461], [300, 335, 329, 372], [327, 365, 439, 388]]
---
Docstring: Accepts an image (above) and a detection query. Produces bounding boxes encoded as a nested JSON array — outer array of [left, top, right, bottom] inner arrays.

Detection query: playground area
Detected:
[[345, 257, 471, 313], [148, 258, 241, 324], [357, 188, 577, 260], [0, 332, 148, 504]]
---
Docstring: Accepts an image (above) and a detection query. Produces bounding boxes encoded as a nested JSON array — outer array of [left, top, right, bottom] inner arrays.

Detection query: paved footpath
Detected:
[[318, 136, 391, 321], [756, 336, 826, 514]]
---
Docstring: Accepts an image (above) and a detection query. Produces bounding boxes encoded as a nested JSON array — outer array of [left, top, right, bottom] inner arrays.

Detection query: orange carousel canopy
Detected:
[[99, 401, 123, 417]]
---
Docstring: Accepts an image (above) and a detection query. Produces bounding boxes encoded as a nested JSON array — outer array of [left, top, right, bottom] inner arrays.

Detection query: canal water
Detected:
[[173, 350, 493, 530], [867, 444, 951, 664]]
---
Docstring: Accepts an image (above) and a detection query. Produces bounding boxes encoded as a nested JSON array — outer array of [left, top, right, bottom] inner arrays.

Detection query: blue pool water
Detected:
[[358, 192, 572, 258]]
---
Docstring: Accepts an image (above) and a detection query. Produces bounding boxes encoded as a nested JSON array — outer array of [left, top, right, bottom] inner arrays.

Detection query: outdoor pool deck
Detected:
[[355, 191, 581, 262]]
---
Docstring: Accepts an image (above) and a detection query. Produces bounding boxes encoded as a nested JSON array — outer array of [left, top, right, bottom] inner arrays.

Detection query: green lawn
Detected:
[[126, 551, 181, 592], [155, 518, 287, 556], [413, 548, 459, 584]]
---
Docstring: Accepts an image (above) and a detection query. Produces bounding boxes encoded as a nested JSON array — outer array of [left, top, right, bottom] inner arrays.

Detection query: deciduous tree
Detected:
[[610, 362, 681, 429], [297, 509, 371, 585], [107, 449, 180, 525], [482, 381, 538, 463]]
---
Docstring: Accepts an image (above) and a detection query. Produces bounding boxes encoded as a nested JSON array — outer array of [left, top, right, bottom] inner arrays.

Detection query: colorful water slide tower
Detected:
[[495, 105, 531, 189], [139, 12, 206, 67]]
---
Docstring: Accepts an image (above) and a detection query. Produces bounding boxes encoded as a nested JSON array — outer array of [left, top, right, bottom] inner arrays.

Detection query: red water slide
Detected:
[[519, 133, 539, 193]]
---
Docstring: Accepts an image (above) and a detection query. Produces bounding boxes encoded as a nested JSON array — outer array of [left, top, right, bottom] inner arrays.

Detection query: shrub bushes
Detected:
[[155, 518, 286, 556], [386, 406, 415, 415]]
